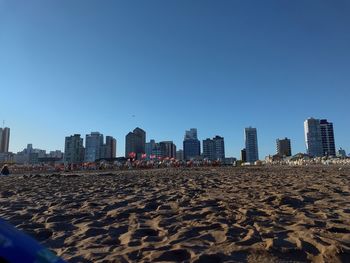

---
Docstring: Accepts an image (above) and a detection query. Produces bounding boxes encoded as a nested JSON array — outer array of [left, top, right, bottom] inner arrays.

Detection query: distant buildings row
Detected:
[[13, 144, 64, 164], [64, 133, 116, 164], [124, 127, 226, 163], [0, 132, 116, 165], [241, 118, 341, 163], [0, 117, 348, 165], [242, 136, 292, 163]]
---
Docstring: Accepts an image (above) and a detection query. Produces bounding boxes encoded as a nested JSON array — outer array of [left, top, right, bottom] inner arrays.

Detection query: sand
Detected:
[[0, 166, 350, 262]]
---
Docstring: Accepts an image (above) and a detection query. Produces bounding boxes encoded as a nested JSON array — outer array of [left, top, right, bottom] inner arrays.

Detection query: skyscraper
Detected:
[[241, 148, 247, 162], [203, 136, 225, 161], [159, 141, 177, 158], [320, 119, 336, 156], [185, 128, 198, 140], [245, 127, 259, 163], [64, 134, 84, 164], [145, 139, 156, 157], [125, 127, 146, 159], [101, 136, 117, 159], [203, 138, 215, 160], [183, 128, 200, 160], [213, 135, 225, 161], [85, 132, 104, 162], [151, 143, 162, 158], [0, 127, 10, 153], [106, 136, 117, 158], [125, 132, 136, 158], [176, 150, 184, 160], [276, 137, 292, 157], [133, 127, 146, 153], [145, 140, 176, 159], [304, 118, 323, 157]]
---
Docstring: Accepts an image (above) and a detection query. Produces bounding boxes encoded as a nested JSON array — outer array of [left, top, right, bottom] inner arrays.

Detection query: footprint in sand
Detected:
[[153, 249, 191, 262]]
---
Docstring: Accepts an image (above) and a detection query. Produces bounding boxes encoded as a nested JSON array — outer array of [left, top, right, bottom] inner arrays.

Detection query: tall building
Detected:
[[213, 136, 225, 161], [125, 132, 135, 157], [183, 128, 200, 160], [176, 149, 184, 160], [320, 119, 336, 156], [245, 127, 259, 163], [203, 136, 225, 161], [159, 141, 176, 158], [185, 128, 198, 140], [0, 127, 10, 153], [64, 134, 84, 164], [241, 148, 247, 162], [276, 137, 292, 157], [151, 143, 162, 158], [145, 139, 156, 156], [203, 138, 215, 160], [101, 136, 117, 159], [145, 140, 176, 159], [304, 118, 323, 157], [133, 128, 146, 153], [107, 136, 117, 158], [125, 127, 146, 159], [85, 132, 104, 162]]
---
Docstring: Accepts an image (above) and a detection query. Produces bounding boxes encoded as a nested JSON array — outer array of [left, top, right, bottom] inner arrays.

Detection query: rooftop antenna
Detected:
[[2, 120, 4, 128]]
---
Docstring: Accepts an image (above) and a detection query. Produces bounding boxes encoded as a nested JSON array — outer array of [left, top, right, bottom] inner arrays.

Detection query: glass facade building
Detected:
[[245, 127, 259, 163]]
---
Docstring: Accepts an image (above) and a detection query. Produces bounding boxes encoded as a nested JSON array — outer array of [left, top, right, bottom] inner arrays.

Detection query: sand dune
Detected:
[[0, 166, 349, 262]]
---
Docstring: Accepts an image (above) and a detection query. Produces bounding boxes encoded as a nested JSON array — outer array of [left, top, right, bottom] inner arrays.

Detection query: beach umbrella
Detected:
[[128, 152, 136, 159]]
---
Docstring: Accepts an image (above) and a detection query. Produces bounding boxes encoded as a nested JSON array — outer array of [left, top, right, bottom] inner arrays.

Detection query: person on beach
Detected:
[[0, 165, 9, 176]]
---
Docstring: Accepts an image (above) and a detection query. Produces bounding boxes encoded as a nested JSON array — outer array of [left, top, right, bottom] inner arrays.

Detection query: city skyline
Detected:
[[1, 1, 349, 157], [3, 116, 348, 162]]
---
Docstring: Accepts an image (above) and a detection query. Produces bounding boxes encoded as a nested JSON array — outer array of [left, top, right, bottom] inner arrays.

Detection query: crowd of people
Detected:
[[265, 156, 350, 166], [0, 159, 224, 175], [1, 156, 349, 175]]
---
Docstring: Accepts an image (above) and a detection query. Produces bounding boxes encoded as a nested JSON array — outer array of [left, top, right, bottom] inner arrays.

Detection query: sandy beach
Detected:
[[0, 166, 349, 262]]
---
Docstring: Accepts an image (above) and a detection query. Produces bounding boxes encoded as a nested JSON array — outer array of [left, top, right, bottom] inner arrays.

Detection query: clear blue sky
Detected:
[[1, 0, 349, 158]]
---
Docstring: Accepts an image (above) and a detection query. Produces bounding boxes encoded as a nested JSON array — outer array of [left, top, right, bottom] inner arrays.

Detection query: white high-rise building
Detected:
[[245, 127, 259, 163]]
